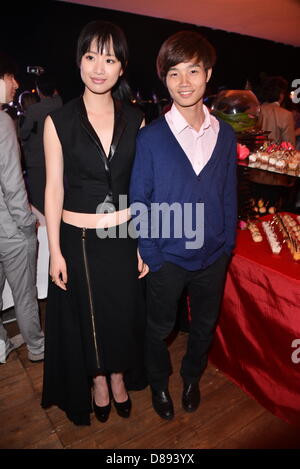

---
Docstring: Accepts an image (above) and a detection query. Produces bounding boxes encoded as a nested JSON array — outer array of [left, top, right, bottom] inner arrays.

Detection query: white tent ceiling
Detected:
[[60, 0, 300, 47]]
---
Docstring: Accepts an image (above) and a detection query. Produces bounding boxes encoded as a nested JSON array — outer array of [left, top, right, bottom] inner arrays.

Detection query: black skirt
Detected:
[[42, 221, 147, 425]]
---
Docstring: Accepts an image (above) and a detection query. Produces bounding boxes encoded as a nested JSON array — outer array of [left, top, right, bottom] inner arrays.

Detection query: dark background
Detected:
[[1, 0, 299, 104]]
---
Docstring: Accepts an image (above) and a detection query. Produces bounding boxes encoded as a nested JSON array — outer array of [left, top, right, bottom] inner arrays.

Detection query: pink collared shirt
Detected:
[[165, 103, 220, 175]]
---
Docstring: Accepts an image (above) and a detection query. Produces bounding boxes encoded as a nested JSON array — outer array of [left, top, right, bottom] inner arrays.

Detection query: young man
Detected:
[[0, 52, 44, 363], [130, 31, 237, 420]]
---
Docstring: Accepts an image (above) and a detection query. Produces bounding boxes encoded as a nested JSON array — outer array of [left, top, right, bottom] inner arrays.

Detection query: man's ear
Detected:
[[206, 68, 212, 83], [0, 78, 6, 104]]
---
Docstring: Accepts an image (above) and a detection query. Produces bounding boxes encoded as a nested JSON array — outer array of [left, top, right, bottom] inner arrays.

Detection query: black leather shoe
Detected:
[[151, 389, 174, 420], [182, 382, 201, 413], [113, 394, 132, 418], [93, 398, 111, 423]]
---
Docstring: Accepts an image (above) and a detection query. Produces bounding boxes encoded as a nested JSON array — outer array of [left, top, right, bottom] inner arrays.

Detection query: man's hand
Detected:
[[137, 249, 149, 279]]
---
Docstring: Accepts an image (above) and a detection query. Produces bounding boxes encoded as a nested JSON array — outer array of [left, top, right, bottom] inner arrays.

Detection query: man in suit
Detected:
[[20, 72, 62, 213], [0, 52, 44, 363], [130, 31, 237, 420]]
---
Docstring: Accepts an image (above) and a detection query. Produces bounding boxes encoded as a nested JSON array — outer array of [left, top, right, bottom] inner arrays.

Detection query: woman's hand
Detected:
[[50, 252, 68, 290], [137, 249, 149, 279]]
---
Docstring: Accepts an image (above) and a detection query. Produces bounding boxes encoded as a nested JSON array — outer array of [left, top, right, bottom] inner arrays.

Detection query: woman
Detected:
[[41, 20, 148, 426]]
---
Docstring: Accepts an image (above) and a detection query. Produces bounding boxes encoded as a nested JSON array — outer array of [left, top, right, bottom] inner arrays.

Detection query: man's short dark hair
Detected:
[[260, 76, 288, 103], [0, 52, 17, 79], [156, 30, 216, 83], [36, 72, 57, 97]]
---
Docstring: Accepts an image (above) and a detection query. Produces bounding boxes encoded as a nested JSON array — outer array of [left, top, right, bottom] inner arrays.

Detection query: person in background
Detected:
[[41, 20, 148, 426], [250, 77, 297, 210], [130, 30, 237, 420], [291, 104, 300, 151], [0, 52, 44, 364], [258, 76, 296, 146], [17, 90, 39, 130], [19, 72, 62, 213], [285, 99, 300, 151], [16, 91, 39, 171]]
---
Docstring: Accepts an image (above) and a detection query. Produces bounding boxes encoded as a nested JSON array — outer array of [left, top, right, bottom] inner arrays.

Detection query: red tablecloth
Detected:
[[210, 214, 300, 426]]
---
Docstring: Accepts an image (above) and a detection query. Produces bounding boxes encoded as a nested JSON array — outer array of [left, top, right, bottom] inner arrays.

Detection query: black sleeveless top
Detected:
[[50, 97, 144, 213]]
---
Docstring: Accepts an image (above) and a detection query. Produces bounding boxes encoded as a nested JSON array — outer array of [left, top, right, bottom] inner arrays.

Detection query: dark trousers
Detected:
[[146, 253, 229, 390]]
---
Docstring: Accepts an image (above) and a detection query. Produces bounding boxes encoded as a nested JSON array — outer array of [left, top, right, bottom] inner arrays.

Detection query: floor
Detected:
[[1, 301, 300, 450]]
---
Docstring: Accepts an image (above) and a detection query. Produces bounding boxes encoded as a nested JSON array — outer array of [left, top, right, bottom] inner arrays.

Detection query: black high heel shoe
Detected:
[[109, 375, 132, 418], [112, 394, 132, 418], [92, 397, 111, 423]]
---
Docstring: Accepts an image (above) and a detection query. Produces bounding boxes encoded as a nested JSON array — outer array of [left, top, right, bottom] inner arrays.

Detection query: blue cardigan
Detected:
[[129, 115, 237, 272]]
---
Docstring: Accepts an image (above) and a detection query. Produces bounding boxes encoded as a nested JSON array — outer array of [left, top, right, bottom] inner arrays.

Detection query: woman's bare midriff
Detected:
[[62, 208, 131, 229]]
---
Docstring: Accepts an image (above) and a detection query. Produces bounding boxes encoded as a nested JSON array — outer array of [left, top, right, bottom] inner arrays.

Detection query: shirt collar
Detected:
[[168, 103, 216, 136], [263, 101, 280, 106]]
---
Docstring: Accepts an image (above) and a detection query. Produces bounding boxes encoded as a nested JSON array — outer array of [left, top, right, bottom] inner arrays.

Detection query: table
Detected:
[[2, 206, 49, 311], [210, 214, 300, 426]]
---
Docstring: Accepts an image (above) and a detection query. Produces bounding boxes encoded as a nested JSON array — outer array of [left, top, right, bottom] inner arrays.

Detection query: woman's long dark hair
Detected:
[[76, 20, 132, 101]]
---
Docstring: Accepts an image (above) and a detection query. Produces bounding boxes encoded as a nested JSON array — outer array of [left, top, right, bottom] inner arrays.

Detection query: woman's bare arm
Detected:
[[44, 115, 67, 290]]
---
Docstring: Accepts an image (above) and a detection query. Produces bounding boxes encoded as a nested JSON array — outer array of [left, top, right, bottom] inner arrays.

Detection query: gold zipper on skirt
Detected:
[[81, 228, 100, 369]]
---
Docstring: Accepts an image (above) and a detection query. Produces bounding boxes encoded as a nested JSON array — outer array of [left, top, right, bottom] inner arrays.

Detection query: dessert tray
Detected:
[[242, 142, 300, 178], [246, 213, 300, 260]]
